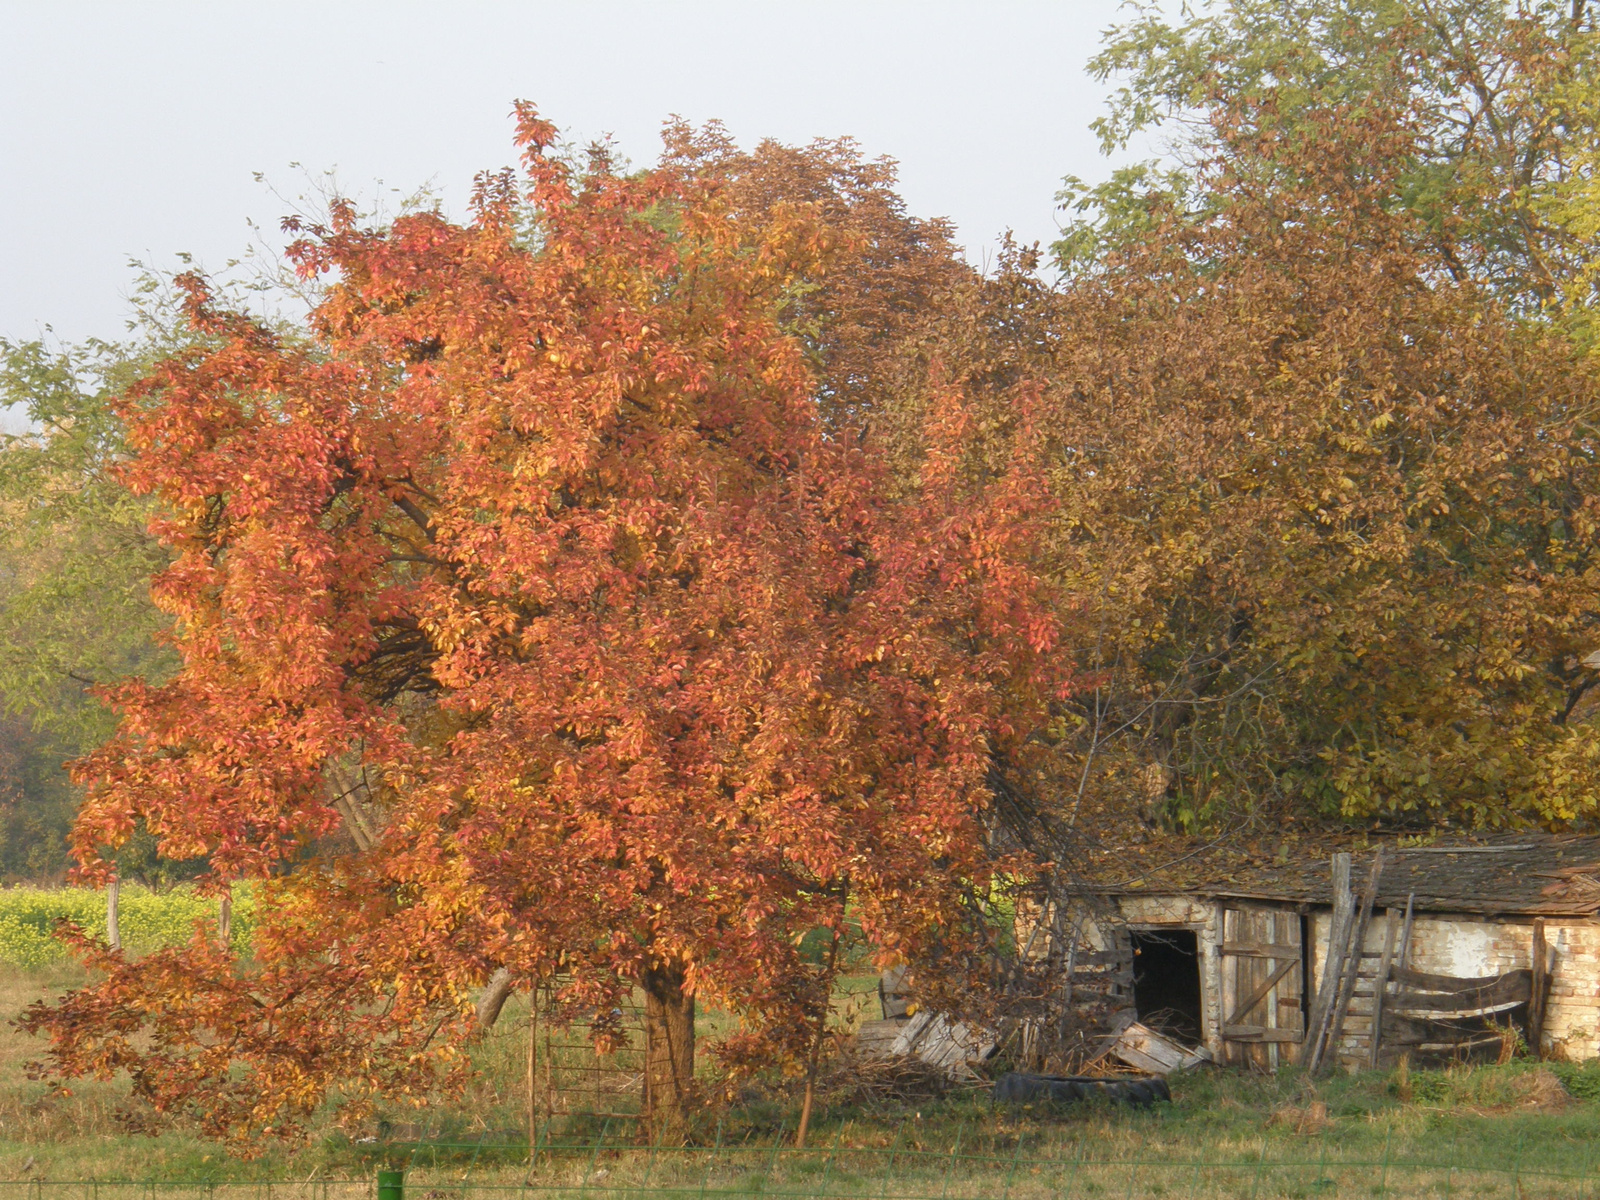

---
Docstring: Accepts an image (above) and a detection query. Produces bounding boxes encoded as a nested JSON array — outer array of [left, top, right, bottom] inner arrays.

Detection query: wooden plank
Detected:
[[1223, 1026, 1304, 1043], [1391, 965, 1521, 992], [1368, 904, 1402, 1069], [1304, 853, 1354, 1073], [1220, 941, 1303, 959], [1383, 1007, 1528, 1045], [1321, 848, 1383, 1074], [1529, 919, 1548, 1060], [1388, 970, 1530, 1014], [1225, 957, 1298, 1027]]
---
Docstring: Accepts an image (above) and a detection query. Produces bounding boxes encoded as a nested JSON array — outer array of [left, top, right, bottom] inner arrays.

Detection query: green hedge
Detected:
[[0, 886, 254, 967]]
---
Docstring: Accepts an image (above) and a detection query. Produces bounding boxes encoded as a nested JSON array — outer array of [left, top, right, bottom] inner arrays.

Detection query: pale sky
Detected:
[[1, 1, 1136, 351]]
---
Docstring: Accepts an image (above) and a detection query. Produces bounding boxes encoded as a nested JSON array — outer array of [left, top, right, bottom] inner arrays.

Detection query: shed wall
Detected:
[[1081, 895, 1227, 1059], [1062, 893, 1600, 1066], [1307, 910, 1600, 1064]]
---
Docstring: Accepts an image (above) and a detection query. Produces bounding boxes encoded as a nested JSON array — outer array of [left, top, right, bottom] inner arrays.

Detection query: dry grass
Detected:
[[0, 965, 1595, 1197]]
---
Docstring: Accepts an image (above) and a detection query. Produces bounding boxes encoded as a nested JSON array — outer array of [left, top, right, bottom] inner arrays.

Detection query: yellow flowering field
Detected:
[[0, 886, 253, 966]]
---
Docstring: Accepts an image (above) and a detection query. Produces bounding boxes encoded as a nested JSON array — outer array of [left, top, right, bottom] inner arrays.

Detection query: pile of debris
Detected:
[[850, 968, 1209, 1087]]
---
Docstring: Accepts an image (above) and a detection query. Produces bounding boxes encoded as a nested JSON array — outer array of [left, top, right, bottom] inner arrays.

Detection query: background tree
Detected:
[[0, 338, 174, 882], [1065, 0, 1600, 320], [1030, 16, 1600, 841]]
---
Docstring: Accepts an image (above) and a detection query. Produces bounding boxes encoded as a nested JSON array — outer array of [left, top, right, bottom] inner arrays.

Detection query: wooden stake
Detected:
[[106, 875, 121, 952], [1529, 920, 1548, 1060], [526, 992, 537, 1164], [1395, 894, 1415, 978]]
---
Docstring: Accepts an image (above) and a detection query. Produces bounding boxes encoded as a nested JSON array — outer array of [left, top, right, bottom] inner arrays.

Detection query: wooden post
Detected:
[[1305, 853, 1354, 1073], [1529, 919, 1548, 1060], [1395, 894, 1415, 979], [106, 875, 121, 952], [1322, 847, 1384, 1075], [218, 888, 232, 947], [526, 993, 537, 1165], [1368, 907, 1399, 1069]]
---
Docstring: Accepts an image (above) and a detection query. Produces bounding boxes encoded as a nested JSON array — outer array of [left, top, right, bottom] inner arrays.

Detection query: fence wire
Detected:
[[0, 1139, 1594, 1200]]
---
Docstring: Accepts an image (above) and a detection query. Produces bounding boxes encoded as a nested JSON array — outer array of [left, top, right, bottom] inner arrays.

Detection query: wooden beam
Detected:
[[1529, 919, 1548, 1060], [1304, 853, 1354, 1073], [1220, 941, 1303, 959], [1222, 1026, 1304, 1043]]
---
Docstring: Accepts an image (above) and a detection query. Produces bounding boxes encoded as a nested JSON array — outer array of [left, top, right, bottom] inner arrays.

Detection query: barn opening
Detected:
[[1131, 929, 1204, 1045]]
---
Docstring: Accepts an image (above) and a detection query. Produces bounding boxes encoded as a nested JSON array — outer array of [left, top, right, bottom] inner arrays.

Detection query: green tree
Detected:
[[0, 337, 174, 880], [1063, 0, 1600, 320]]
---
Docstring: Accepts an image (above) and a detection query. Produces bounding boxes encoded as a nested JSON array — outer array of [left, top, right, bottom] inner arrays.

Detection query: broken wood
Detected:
[[1387, 971, 1531, 1013], [1391, 964, 1527, 993], [1109, 1021, 1210, 1073], [888, 1010, 995, 1078]]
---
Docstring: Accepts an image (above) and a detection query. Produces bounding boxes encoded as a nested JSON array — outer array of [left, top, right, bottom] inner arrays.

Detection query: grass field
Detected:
[[0, 899, 1593, 1196]]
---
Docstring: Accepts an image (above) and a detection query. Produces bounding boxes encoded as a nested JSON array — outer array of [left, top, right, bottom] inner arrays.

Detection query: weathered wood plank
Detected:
[[1220, 941, 1303, 959], [1382, 1007, 1527, 1045], [1304, 853, 1354, 1073], [1367, 906, 1399, 1068], [1225, 957, 1298, 1028], [1390, 965, 1522, 992], [1223, 1026, 1304, 1043], [1388, 970, 1531, 1012]]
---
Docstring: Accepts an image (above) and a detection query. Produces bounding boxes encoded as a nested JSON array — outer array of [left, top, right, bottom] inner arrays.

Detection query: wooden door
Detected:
[[1220, 906, 1304, 1068]]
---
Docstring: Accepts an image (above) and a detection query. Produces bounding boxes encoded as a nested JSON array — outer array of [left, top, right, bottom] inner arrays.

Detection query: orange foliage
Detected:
[[21, 107, 1064, 1145]]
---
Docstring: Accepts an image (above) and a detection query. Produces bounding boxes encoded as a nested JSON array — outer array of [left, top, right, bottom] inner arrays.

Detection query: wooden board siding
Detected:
[[1220, 905, 1304, 1069]]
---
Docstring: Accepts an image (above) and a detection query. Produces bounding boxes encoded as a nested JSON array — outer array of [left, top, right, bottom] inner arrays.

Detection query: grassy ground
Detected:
[[0, 965, 1596, 1197]]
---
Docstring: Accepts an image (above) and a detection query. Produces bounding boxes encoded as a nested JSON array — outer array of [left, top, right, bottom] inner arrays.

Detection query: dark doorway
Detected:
[[1131, 929, 1204, 1045]]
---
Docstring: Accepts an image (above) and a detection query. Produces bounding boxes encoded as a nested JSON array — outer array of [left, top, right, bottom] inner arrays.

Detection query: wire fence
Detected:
[[0, 1139, 1597, 1200]]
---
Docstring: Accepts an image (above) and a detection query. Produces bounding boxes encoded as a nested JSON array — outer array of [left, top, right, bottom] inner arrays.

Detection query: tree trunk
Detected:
[[640, 961, 695, 1144], [476, 966, 515, 1029], [795, 927, 841, 1148]]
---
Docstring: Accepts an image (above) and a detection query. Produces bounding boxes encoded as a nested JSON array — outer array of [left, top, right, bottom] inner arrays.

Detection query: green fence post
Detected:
[[878, 1119, 904, 1200], [377, 1170, 404, 1200], [938, 1123, 964, 1200], [1000, 1129, 1025, 1200], [1247, 1140, 1266, 1200]]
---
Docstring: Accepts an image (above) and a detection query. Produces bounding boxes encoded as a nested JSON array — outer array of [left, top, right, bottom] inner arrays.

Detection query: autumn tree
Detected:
[[23, 107, 1062, 1146]]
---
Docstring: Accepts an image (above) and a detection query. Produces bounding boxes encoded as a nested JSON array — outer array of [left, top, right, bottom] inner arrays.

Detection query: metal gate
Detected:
[[1219, 905, 1305, 1068]]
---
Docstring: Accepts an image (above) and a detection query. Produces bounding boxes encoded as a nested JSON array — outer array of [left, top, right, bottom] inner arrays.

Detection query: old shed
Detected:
[[1039, 834, 1600, 1072]]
